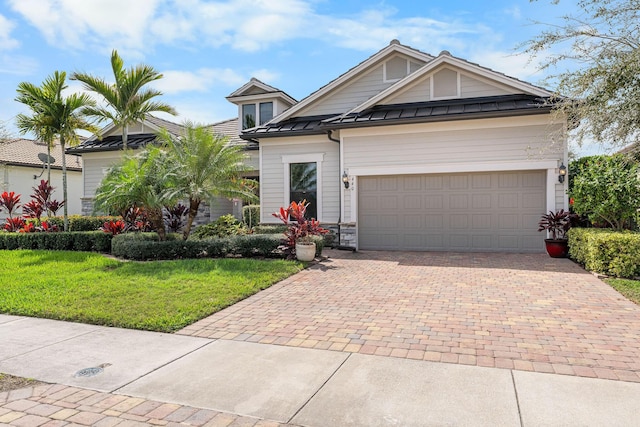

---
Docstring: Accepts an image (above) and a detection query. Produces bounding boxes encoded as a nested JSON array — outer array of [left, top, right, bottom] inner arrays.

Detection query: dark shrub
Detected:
[[0, 231, 111, 252]]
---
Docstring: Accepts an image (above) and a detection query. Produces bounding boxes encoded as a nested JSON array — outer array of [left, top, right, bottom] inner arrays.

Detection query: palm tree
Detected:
[[15, 71, 98, 231], [157, 122, 258, 240], [71, 50, 177, 150], [94, 146, 177, 240]]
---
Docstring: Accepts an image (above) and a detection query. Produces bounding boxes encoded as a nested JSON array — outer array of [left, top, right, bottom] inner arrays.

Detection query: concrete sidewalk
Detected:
[[2, 315, 639, 426]]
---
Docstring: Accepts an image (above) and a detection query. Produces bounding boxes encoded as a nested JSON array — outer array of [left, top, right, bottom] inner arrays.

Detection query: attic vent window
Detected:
[[383, 57, 422, 82], [431, 68, 460, 99]]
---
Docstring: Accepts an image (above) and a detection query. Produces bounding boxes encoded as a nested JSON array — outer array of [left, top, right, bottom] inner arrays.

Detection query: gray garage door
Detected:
[[358, 171, 546, 252]]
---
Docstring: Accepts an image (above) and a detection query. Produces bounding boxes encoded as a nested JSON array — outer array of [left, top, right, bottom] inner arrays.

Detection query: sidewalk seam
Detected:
[[511, 370, 524, 427], [286, 352, 352, 424], [110, 339, 215, 393]]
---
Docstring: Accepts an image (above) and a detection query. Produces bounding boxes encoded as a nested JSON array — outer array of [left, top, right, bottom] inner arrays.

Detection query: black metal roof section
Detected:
[[323, 94, 553, 128], [67, 133, 157, 153], [242, 95, 554, 139], [241, 114, 338, 139]]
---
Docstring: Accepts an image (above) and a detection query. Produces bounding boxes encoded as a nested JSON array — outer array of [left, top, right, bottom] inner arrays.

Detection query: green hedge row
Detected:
[[40, 215, 119, 231], [0, 231, 112, 252], [252, 225, 287, 234], [568, 228, 640, 278], [111, 233, 287, 260]]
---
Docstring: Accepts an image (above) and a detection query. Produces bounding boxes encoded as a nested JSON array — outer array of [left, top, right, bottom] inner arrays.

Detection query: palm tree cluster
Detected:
[[14, 51, 254, 238], [94, 122, 258, 240]]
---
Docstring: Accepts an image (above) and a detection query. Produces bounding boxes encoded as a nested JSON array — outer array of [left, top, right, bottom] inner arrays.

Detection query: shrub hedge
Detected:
[[252, 225, 287, 234], [242, 205, 260, 228], [568, 228, 640, 278], [0, 231, 112, 252], [111, 232, 286, 260], [192, 214, 248, 239], [45, 215, 120, 231]]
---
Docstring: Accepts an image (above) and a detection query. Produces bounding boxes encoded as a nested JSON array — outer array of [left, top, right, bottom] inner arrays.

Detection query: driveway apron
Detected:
[[179, 249, 640, 382]]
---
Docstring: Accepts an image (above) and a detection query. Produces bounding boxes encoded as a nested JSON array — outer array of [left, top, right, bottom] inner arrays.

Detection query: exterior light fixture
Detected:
[[558, 163, 567, 183], [342, 171, 350, 189]]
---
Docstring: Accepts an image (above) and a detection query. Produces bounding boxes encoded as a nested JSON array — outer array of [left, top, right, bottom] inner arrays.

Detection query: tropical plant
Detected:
[[0, 191, 22, 231], [164, 203, 188, 233], [15, 71, 98, 231], [71, 50, 176, 150], [272, 200, 328, 257], [538, 209, 578, 240], [100, 219, 126, 235], [569, 154, 640, 230], [157, 122, 258, 240], [94, 146, 177, 240], [121, 205, 153, 232], [21, 180, 64, 220], [192, 214, 248, 239]]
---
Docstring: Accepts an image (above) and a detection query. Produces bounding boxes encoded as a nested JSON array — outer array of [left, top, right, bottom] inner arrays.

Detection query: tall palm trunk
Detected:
[[46, 144, 51, 184], [122, 124, 128, 151], [183, 198, 201, 240], [60, 135, 68, 231]]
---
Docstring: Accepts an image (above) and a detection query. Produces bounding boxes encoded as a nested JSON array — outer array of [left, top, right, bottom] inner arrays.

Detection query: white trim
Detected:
[[340, 134, 345, 222], [282, 153, 324, 221], [340, 114, 559, 137], [268, 43, 434, 124], [347, 54, 552, 114], [259, 145, 264, 223], [383, 56, 413, 83], [546, 168, 556, 214], [348, 160, 558, 177]]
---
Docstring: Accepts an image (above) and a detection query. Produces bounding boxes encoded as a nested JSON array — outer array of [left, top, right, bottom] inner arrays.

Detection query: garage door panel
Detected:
[[358, 171, 546, 252]]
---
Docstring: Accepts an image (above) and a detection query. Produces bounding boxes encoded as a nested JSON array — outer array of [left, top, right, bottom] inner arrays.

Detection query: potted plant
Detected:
[[538, 209, 577, 258], [273, 200, 328, 261]]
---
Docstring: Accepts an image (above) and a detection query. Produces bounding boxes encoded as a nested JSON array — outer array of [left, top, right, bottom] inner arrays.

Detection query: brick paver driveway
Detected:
[[179, 250, 640, 382]]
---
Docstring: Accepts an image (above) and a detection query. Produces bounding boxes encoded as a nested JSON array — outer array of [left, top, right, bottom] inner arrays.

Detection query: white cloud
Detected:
[[0, 54, 38, 75], [153, 68, 246, 94], [468, 50, 545, 81], [0, 14, 19, 50], [8, 0, 160, 52]]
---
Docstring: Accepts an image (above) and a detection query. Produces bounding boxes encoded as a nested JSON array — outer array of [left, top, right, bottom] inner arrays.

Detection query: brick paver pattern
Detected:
[[179, 250, 640, 382], [0, 383, 297, 427]]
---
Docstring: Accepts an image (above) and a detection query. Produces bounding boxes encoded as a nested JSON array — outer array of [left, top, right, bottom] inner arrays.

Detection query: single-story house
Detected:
[[67, 115, 259, 220], [0, 138, 83, 219], [238, 40, 568, 252]]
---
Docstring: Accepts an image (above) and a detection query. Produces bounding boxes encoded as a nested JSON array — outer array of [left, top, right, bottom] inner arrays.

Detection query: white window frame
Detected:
[[282, 153, 324, 221], [240, 101, 274, 130]]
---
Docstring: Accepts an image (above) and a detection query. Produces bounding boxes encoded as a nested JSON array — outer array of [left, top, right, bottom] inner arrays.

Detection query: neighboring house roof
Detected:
[[208, 117, 258, 150], [0, 138, 82, 171], [68, 115, 251, 154]]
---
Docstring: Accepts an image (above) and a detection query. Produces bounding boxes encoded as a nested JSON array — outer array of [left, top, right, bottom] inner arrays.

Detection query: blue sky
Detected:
[[0, 0, 598, 155]]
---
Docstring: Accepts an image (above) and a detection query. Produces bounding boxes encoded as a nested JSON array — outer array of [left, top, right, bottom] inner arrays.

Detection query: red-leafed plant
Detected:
[[164, 203, 188, 232], [4, 217, 25, 232], [23, 200, 44, 220], [38, 220, 58, 232], [538, 209, 578, 240], [272, 200, 328, 257], [1, 191, 22, 231], [19, 222, 36, 233], [46, 200, 64, 216], [121, 206, 153, 232], [101, 219, 126, 235], [28, 180, 64, 217]]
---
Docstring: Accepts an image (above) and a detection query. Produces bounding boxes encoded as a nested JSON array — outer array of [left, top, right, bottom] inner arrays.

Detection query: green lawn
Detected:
[[605, 278, 640, 305], [0, 250, 302, 332]]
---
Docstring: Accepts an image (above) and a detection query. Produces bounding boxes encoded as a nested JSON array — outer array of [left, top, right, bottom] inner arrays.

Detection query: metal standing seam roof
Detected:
[[0, 138, 82, 171], [67, 116, 255, 154], [241, 95, 553, 139]]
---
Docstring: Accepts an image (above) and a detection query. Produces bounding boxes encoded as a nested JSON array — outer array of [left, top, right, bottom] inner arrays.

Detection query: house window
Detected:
[[259, 102, 273, 125], [290, 162, 317, 219], [242, 104, 256, 129]]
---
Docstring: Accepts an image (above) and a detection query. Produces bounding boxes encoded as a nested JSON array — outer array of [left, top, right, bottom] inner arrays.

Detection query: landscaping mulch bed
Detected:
[[0, 373, 46, 392]]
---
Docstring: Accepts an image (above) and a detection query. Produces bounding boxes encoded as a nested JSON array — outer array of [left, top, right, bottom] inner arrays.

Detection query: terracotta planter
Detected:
[[544, 239, 569, 258], [295, 242, 316, 262]]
